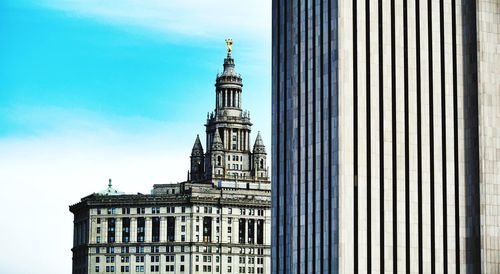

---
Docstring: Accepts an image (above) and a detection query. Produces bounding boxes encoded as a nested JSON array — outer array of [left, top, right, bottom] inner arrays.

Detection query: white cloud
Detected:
[[0, 107, 197, 274], [37, 0, 272, 44]]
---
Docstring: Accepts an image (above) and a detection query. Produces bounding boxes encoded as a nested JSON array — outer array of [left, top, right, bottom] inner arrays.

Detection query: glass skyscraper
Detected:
[[272, 0, 499, 273]]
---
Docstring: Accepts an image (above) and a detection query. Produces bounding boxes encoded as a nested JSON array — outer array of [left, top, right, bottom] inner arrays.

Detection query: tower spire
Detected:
[[253, 131, 266, 154], [211, 130, 224, 151], [191, 134, 204, 155], [190, 135, 205, 181]]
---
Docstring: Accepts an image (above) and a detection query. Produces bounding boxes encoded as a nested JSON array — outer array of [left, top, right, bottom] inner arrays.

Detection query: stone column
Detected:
[[216, 90, 220, 109], [130, 217, 137, 243], [115, 218, 122, 243], [160, 217, 167, 243], [145, 217, 152, 243], [89, 220, 95, 244], [224, 89, 228, 107], [253, 219, 257, 245], [237, 129, 240, 151], [102, 218, 108, 244], [264, 219, 270, 245], [246, 131, 249, 151]]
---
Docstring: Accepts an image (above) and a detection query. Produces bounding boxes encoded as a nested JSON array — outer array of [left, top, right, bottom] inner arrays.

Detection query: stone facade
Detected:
[[70, 47, 271, 274]]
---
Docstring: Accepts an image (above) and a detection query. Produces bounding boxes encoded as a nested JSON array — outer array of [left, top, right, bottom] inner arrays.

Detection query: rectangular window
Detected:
[[256, 220, 264, 245], [136, 217, 145, 242], [167, 217, 175, 242], [203, 217, 212, 242], [247, 219, 255, 244], [105, 256, 115, 263], [152, 217, 160, 242], [107, 218, 116, 243], [239, 219, 246, 244], [122, 218, 130, 243]]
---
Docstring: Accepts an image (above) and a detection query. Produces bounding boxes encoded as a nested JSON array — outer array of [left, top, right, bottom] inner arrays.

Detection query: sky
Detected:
[[0, 1, 271, 273]]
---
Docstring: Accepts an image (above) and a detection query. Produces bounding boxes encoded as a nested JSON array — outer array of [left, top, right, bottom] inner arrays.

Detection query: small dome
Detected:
[[97, 179, 124, 196]]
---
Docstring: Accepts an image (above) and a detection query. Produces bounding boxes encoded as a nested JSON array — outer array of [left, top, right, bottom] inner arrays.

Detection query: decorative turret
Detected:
[[252, 132, 268, 179], [253, 131, 266, 154], [211, 130, 224, 151], [209, 130, 225, 178], [190, 135, 205, 181]]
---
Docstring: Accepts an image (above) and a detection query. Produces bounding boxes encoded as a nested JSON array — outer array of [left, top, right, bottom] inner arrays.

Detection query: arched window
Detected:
[[217, 156, 222, 166], [259, 159, 264, 169]]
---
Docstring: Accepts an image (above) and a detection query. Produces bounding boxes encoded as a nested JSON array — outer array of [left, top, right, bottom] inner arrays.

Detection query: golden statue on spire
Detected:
[[225, 38, 233, 54]]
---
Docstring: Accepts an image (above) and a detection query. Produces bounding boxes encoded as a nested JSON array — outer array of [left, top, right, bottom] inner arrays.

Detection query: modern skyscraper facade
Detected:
[[70, 46, 272, 274], [272, 0, 499, 273]]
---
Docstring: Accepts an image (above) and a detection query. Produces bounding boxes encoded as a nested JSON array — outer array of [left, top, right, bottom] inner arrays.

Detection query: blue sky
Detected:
[[0, 1, 270, 273]]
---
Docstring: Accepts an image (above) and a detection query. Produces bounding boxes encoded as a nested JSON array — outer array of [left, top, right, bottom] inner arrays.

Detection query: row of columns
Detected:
[[95, 217, 173, 244], [94, 215, 269, 245], [222, 128, 250, 151], [217, 89, 241, 109]]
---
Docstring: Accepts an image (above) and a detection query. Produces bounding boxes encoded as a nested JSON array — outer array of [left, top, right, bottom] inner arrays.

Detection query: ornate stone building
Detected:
[[70, 44, 271, 274]]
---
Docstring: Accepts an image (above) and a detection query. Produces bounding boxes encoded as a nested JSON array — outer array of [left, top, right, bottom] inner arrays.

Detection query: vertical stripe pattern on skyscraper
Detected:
[[272, 0, 340, 273], [272, 0, 469, 272]]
